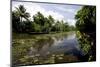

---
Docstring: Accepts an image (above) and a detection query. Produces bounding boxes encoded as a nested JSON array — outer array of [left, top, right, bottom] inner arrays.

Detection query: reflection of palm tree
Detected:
[[29, 47, 38, 56], [15, 5, 30, 22]]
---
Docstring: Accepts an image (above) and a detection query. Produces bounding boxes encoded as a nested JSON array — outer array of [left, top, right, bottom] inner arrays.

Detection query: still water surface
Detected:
[[13, 32, 84, 65]]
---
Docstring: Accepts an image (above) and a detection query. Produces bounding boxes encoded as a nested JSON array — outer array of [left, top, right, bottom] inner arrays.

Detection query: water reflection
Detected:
[[12, 32, 84, 66]]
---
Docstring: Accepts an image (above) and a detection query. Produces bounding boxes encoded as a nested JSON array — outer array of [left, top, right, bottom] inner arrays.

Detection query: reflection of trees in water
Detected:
[[52, 33, 68, 41], [33, 36, 54, 51], [35, 33, 68, 47], [12, 32, 76, 66]]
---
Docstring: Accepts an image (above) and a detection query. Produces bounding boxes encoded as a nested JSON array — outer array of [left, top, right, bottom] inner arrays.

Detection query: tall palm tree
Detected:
[[15, 5, 30, 22]]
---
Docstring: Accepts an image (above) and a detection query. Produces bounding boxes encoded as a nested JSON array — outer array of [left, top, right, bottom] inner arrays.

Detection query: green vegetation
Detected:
[[12, 5, 75, 34], [75, 6, 96, 61], [12, 5, 96, 66]]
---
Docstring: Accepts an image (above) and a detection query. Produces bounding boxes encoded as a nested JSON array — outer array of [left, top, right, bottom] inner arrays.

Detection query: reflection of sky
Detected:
[[12, 1, 82, 26]]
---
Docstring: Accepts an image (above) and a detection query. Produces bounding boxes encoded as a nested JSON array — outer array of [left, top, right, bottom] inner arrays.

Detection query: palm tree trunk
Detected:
[[20, 17, 22, 22]]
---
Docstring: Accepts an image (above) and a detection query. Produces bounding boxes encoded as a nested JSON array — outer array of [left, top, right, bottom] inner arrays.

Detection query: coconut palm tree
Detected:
[[15, 5, 30, 22]]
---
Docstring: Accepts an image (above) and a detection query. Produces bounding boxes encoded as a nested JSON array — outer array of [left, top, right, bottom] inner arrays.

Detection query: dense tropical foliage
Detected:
[[12, 5, 76, 66], [12, 5, 75, 34], [12, 4, 96, 66], [75, 6, 96, 61]]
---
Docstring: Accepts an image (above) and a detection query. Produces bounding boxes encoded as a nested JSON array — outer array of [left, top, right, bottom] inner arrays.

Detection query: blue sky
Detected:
[[12, 1, 82, 26]]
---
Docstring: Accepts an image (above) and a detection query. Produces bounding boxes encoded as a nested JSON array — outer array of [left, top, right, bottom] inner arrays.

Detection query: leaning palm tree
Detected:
[[15, 5, 30, 22]]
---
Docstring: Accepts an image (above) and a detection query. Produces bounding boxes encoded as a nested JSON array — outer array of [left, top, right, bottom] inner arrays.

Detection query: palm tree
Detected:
[[15, 5, 30, 22]]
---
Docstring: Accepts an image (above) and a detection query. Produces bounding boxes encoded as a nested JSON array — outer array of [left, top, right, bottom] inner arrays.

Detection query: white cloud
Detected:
[[56, 6, 76, 14], [12, 1, 65, 21], [66, 9, 76, 13], [45, 11, 64, 21], [12, 1, 78, 26], [67, 19, 76, 26]]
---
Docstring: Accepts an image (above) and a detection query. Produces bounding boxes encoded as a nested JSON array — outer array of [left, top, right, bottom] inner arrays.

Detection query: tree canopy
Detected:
[[12, 5, 75, 33], [75, 6, 96, 32], [75, 6, 96, 61]]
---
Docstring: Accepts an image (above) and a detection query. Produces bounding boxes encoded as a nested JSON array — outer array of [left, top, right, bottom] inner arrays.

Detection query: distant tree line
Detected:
[[12, 5, 75, 33]]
